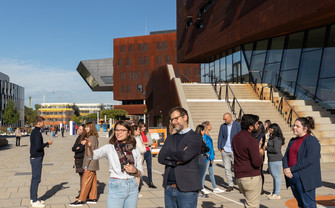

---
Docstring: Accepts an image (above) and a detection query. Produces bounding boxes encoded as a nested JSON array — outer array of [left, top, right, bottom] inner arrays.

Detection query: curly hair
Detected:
[[85, 122, 99, 138]]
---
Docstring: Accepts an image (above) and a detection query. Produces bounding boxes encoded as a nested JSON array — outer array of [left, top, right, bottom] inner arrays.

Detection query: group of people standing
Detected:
[[69, 121, 156, 207], [28, 105, 322, 208]]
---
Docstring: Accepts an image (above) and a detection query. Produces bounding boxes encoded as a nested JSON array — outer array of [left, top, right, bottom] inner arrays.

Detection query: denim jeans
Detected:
[[144, 150, 153, 183], [107, 177, 138, 208], [30, 157, 43, 202], [288, 172, 316, 208], [206, 160, 217, 189], [164, 185, 198, 208], [268, 161, 282, 195], [198, 155, 207, 188]]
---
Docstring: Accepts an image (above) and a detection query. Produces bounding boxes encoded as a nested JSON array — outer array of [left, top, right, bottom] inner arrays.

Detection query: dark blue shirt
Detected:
[[167, 133, 186, 185]]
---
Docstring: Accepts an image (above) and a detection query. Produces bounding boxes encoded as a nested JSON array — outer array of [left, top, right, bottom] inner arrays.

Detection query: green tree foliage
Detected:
[[101, 109, 128, 121], [24, 106, 36, 126], [71, 115, 82, 124], [3, 99, 20, 125], [34, 104, 41, 111]]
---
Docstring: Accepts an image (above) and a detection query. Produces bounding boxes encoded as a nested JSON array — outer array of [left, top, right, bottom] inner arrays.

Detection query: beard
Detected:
[[174, 123, 184, 132]]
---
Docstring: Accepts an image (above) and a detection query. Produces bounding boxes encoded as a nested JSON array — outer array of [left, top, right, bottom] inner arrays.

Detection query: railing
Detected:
[[211, 77, 245, 120], [180, 74, 193, 83]]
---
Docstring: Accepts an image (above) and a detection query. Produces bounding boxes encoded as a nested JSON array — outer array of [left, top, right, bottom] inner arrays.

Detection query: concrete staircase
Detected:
[[182, 83, 335, 162], [254, 84, 335, 162]]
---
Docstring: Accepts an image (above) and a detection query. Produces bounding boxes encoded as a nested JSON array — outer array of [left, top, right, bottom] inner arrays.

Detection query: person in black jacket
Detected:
[[71, 124, 86, 198], [30, 116, 53, 208], [158, 107, 202, 208]]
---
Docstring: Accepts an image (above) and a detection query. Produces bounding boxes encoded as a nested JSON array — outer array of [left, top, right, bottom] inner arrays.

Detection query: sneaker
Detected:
[[31, 201, 45, 208], [198, 192, 209, 199], [138, 193, 143, 198], [213, 187, 225, 193], [226, 186, 234, 192], [148, 183, 157, 188], [86, 199, 97, 204], [202, 188, 211, 194], [30, 200, 45, 205], [69, 200, 86, 207], [268, 194, 281, 200]]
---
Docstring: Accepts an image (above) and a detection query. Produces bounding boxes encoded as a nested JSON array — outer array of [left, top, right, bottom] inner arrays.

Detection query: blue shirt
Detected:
[[203, 134, 215, 161], [224, 123, 233, 152]]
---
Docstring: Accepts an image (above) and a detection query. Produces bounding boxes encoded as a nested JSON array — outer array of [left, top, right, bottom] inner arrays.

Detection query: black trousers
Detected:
[[16, 136, 21, 146]]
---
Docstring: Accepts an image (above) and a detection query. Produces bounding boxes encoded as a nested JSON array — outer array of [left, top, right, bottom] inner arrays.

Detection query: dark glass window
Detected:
[[250, 53, 266, 82], [317, 78, 335, 108], [281, 32, 304, 70], [253, 40, 268, 55], [304, 27, 326, 52], [220, 57, 226, 82], [267, 36, 285, 64], [226, 50, 233, 82], [280, 69, 298, 97], [320, 25, 335, 78], [296, 49, 323, 98], [120, 45, 126, 52], [243, 43, 253, 66], [128, 44, 134, 52], [263, 63, 280, 85]]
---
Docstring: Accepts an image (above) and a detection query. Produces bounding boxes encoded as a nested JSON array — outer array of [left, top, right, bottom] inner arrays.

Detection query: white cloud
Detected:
[[0, 58, 118, 107]]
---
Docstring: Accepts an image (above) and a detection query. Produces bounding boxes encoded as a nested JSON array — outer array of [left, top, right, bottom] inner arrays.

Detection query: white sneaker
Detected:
[[138, 193, 143, 198], [202, 188, 211, 194], [31, 201, 45, 208], [213, 187, 225, 193], [30, 200, 45, 205], [268, 194, 281, 200]]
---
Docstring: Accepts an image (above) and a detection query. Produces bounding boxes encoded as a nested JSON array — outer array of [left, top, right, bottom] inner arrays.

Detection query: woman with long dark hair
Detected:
[[254, 121, 266, 194], [71, 124, 86, 198], [84, 120, 143, 208], [70, 122, 99, 206], [266, 123, 285, 199], [282, 117, 321, 207]]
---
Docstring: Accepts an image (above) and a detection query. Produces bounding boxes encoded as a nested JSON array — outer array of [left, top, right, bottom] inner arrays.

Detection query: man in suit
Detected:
[[217, 112, 241, 192], [158, 107, 202, 208]]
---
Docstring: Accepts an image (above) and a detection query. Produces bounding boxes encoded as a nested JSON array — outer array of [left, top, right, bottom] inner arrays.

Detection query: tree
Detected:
[[71, 115, 82, 124], [101, 109, 128, 121], [34, 104, 41, 111], [3, 99, 20, 126], [24, 106, 36, 126]]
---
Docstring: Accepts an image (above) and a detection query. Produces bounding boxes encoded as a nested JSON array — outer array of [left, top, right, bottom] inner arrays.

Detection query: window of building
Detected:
[[120, 45, 126, 52], [120, 72, 126, 80], [126, 58, 132, 65], [138, 56, 150, 65], [156, 41, 168, 50], [128, 44, 135, 52], [117, 59, 123, 66], [156, 56, 162, 64], [165, 55, 171, 63], [137, 43, 149, 51], [129, 71, 140, 80]]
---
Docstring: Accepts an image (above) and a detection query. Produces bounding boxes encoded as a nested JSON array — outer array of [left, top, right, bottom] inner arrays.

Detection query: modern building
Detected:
[[113, 30, 201, 115], [0, 72, 24, 127], [177, 0, 335, 109], [76, 103, 103, 116], [77, 58, 114, 91], [38, 103, 75, 126]]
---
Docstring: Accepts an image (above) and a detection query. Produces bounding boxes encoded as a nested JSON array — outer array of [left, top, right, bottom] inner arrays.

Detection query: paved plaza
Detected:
[[0, 132, 334, 208]]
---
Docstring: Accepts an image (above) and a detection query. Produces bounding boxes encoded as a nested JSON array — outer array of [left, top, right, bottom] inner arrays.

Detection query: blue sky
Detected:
[[0, 0, 176, 107]]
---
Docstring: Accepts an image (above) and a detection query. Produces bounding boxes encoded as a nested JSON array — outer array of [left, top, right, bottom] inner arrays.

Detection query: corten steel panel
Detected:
[[114, 104, 146, 115], [177, 0, 335, 63], [113, 32, 200, 101], [146, 65, 180, 128]]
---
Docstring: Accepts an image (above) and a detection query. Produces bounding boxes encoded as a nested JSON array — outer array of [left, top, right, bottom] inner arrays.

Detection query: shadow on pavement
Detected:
[[40, 182, 69, 201], [97, 180, 106, 199], [201, 201, 223, 208]]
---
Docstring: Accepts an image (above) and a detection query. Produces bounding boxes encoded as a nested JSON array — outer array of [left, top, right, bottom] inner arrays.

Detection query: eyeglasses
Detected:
[[115, 129, 128, 133], [170, 115, 182, 123]]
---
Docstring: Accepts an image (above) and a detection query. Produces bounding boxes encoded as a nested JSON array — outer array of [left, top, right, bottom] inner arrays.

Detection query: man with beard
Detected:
[[232, 114, 264, 208], [158, 107, 202, 208]]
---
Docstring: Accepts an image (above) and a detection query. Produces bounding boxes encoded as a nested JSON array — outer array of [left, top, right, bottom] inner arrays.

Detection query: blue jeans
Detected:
[[206, 161, 217, 189], [30, 157, 43, 202], [107, 177, 138, 208], [164, 185, 198, 208], [288, 172, 316, 208], [198, 155, 207, 188], [144, 150, 153, 183], [268, 161, 282, 195]]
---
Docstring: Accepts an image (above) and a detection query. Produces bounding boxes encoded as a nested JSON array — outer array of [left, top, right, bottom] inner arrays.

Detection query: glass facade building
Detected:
[[0, 72, 25, 127], [200, 24, 335, 109]]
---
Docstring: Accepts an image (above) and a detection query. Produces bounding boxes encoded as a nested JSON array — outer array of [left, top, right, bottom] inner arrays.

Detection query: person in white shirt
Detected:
[[84, 120, 143, 208]]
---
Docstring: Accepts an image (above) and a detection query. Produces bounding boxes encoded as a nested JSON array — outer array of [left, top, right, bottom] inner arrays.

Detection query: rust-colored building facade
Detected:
[[113, 31, 200, 115]]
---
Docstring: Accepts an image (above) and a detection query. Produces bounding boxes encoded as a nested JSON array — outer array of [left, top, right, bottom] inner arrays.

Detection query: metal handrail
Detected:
[[180, 74, 193, 83]]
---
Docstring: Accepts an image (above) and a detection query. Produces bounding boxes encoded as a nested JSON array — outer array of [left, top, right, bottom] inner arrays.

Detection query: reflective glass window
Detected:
[[317, 78, 335, 109], [296, 49, 322, 98], [226, 51, 233, 82], [280, 69, 298, 97], [267, 36, 285, 64], [320, 24, 335, 78], [303, 27, 326, 52], [201, 64, 206, 82], [214, 59, 220, 80], [241, 54, 249, 83], [281, 32, 304, 70], [250, 53, 266, 82], [220, 57, 226, 82], [243, 43, 253, 66], [263, 63, 280, 85], [253, 40, 268, 55]]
